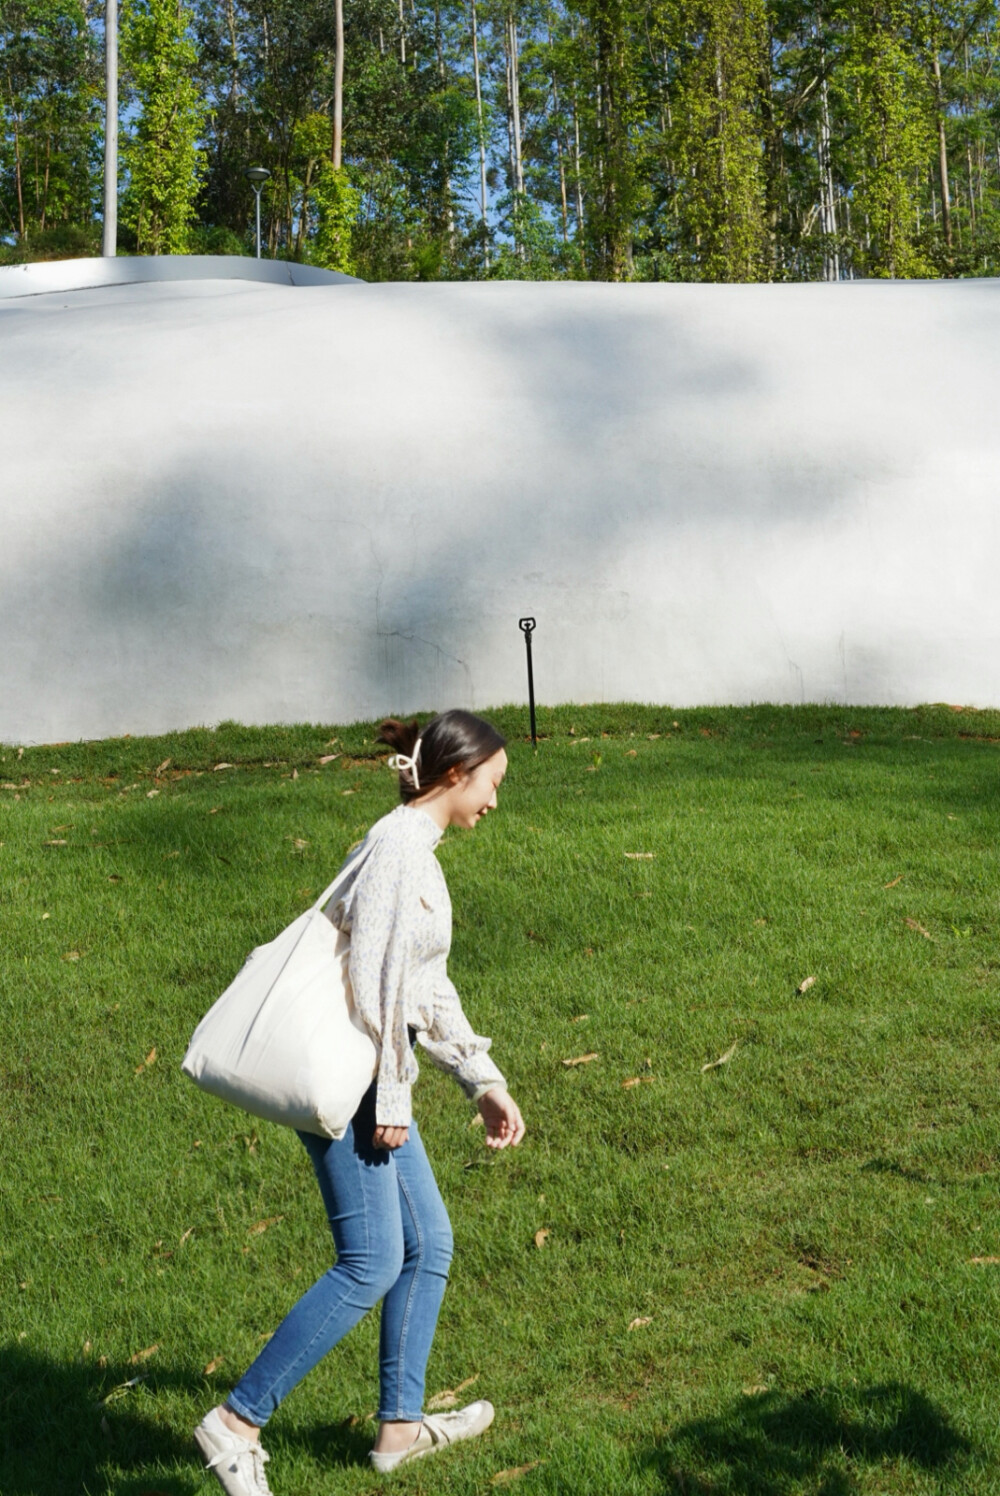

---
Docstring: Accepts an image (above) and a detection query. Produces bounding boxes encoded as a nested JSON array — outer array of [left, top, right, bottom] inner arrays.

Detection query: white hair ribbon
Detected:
[[387, 736, 423, 791]]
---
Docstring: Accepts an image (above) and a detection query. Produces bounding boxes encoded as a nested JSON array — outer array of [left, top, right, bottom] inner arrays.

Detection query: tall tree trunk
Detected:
[[435, 0, 455, 248], [12, 117, 25, 238], [296, 157, 314, 256], [332, 0, 344, 168], [818, 66, 838, 280], [507, 12, 524, 197], [41, 134, 51, 231], [224, 0, 240, 101], [102, 0, 117, 255], [590, 0, 633, 279], [398, 0, 406, 65], [471, 0, 489, 265], [572, 87, 585, 254], [553, 93, 569, 241], [932, 50, 952, 250]]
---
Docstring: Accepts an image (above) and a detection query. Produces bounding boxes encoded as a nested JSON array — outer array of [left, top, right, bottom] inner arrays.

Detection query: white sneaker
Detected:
[[369, 1400, 495, 1473], [194, 1406, 274, 1496]]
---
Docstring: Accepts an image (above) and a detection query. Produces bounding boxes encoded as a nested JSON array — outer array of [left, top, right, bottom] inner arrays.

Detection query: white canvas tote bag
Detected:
[[181, 846, 378, 1139]]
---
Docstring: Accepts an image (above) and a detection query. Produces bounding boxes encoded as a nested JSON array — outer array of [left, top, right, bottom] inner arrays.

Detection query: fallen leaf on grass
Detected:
[[317, 754, 341, 765], [623, 1076, 654, 1089], [146, 790, 159, 798], [562, 1053, 599, 1067], [534, 1228, 551, 1248], [796, 976, 817, 995], [101, 1374, 148, 1404], [701, 1041, 738, 1073], [248, 1215, 284, 1236], [884, 875, 904, 888], [624, 852, 654, 860], [742, 1385, 769, 1396], [905, 918, 934, 940], [491, 1463, 543, 1486], [135, 1047, 157, 1074], [203, 1356, 225, 1375], [969, 1256, 1000, 1265], [628, 1317, 652, 1330], [625, 749, 638, 757], [45, 839, 68, 847], [107, 874, 122, 883], [426, 1373, 479, 1411], [571, 1014, 589, 1023], [155, 759, 171, 776], [179, 1227, 194, 1245], [129, 1344, 159, 1365], [62, 950, 82, 962]]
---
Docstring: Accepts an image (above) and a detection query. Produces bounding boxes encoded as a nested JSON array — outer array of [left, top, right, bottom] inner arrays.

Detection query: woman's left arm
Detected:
[[418, 977, 525, 1147], [418, 973, 507, 1098]]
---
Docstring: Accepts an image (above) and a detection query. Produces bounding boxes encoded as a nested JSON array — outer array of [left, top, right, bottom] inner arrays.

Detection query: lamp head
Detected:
[[244, 166, 271, 186]]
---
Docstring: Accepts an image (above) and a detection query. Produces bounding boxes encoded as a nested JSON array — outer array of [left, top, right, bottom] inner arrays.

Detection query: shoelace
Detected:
[[248, 1444, 274, 1496], [207, 1440, 273, 1495]]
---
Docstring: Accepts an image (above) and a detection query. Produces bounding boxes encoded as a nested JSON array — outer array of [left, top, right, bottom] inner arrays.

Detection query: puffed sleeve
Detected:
[[346, 834, 420, 1127], [417, 972, 507, 1100]]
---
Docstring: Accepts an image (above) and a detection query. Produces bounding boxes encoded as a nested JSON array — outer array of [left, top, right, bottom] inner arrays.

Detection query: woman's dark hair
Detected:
[[378, 710, 506, 804]]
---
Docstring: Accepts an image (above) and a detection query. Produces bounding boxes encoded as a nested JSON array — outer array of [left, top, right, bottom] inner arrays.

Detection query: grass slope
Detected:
[[1, 703, 999, 1495]]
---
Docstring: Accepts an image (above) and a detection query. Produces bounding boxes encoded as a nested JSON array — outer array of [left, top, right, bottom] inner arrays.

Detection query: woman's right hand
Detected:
[[372, 1124, 410, 1150]]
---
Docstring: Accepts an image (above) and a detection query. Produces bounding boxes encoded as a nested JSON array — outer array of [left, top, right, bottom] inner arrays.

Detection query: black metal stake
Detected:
[[519, 617, 537, 748]]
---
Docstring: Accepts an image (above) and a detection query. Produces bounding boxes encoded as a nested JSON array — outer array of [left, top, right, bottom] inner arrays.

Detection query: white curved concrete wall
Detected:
[[2, 260, 999, 742]]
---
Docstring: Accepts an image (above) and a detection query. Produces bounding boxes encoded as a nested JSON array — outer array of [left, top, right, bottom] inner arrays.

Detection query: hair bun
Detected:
[[378, 718, 421, 755]]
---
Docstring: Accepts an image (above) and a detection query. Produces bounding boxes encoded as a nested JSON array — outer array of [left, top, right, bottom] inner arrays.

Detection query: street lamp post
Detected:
[[244, 166, 271, 259], [102, 0, 118, 256]]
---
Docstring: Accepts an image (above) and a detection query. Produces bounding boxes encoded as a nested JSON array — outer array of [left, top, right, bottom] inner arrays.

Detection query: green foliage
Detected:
[[120, 0, 207, 254], [0, 0, 99, 249], [836, 0, 935, 278], [578, 0, 642, 278], [3, 704, 1000, 1493], [4, 0, 1000, 279], [661, 0, 770, 281], [310, 160, 360, 273]]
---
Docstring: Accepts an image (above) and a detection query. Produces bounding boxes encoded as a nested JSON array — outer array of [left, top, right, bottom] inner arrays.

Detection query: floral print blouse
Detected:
[[326, 804, 506, 1127]]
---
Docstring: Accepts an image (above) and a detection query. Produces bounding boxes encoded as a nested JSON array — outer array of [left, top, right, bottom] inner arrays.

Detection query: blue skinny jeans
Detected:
[[227, 1081, 453, 1426]]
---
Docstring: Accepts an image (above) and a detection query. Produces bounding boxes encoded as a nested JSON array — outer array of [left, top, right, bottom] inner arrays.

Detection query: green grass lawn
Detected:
[[2, 703, 1000, 1496]]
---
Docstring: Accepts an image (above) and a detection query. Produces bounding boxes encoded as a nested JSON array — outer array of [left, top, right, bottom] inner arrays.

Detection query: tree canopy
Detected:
[[1, 0, 998, 277]]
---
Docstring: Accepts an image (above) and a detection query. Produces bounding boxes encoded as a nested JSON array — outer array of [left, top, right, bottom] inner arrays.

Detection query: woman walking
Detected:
[[194, 710, 525, 1495]]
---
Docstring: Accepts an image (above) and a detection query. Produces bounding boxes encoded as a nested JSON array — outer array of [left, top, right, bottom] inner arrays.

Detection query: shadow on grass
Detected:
[[0, 1342, 198, 1494], [647, 1383, 972, 1495], [0, 1342, 373, 1495]]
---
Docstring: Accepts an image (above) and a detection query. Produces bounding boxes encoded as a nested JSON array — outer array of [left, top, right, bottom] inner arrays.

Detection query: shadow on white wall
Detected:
[[1, 259, 999, 741]]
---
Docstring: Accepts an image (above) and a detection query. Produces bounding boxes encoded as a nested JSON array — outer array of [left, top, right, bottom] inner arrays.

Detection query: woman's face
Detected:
[[447, 748, 508, 830]]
